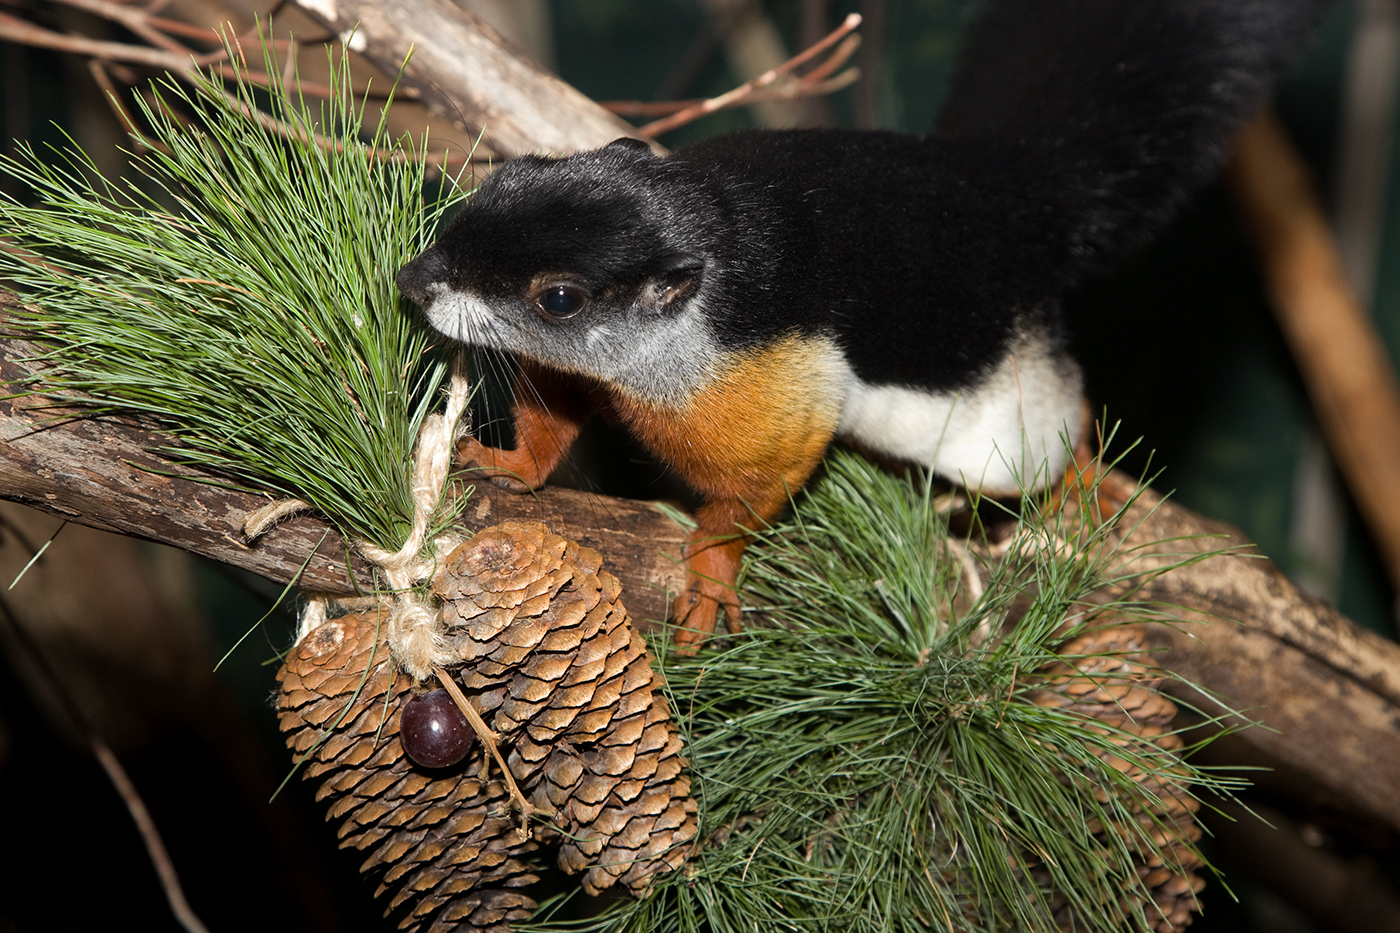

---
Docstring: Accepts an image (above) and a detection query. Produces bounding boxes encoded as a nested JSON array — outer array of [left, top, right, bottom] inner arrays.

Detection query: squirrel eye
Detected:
[[536, 283, 588, 320]]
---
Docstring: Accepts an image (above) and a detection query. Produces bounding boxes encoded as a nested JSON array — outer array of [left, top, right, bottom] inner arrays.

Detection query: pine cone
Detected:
[[1028, 623, 1205, 933], [277, 609, 539, 933], [277, 520, 698, 931], [435, 520, 699, 896]]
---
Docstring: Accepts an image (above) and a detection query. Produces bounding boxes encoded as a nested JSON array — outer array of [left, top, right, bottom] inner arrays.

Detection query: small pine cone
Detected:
[[277, 610, 540, 933], [435, 521, 699, 896], [1028, 623, 1205, 933]]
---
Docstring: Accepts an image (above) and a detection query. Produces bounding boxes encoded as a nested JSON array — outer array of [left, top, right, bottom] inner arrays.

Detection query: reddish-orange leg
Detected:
[[671, 498, 762, 652], [455, 362, 600, 490]]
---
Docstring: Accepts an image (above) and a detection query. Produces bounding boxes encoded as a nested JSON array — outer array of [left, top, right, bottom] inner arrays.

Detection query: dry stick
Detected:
[[433, 668, 554, 837], [603, 68, 859, 118], [89, 59, 156, 150], [639, 12, 863, 137], [1226, 110, 1400, 595], [0, 10, 403, 101], [80, 47, 452, 171], [54, 0, 195, 54], [796, 33, 861, 83], [0, 599, 212, 933], [0, 11, 196, 70]]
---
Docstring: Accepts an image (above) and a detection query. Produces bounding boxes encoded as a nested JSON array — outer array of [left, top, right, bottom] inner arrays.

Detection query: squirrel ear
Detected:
[[654, 252, 704, 276], [642, 253, 704, 311], [604, 137, 655, 155]]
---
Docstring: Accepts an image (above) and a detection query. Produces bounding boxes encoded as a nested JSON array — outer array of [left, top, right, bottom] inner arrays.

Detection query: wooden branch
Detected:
[[1227, 110, 1400, 594], [1104, 484, 1400, 830], [6, 299, 1400, 829], [289, 0, 651, 157], [0, 329, 688, 613], [0, 390, 689, 613]]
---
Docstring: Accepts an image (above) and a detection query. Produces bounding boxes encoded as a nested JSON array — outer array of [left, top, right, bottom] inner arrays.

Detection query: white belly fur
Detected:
[[836, 332, 1085, 496]]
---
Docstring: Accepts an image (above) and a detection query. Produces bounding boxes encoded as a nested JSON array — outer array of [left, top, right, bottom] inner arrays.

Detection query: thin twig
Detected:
[[0, 11, 199, 72], [434, 667, 555, 837], [0, 8, 403, 100], [638, 12, 863, 137], [604, 67, 858, 118], [52, 0, 194, 54], [90, 740, 213, 933], [800, 33, 861, 83], [0, 597, 212, 933], [90, 59, 164, 152]]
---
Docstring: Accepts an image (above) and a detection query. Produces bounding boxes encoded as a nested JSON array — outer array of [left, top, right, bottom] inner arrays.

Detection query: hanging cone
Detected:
[[277, 520, 697, 931], [1028, 623, 1206, 933], [434, 520, 699, 896], [277, 609, 539, 933]]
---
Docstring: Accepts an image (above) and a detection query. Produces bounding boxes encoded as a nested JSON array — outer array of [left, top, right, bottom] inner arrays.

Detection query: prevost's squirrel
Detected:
[[396, 0, 1330, 648]]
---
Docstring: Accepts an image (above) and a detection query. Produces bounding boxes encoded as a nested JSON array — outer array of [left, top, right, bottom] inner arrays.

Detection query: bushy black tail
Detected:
[[934, 0, 1331, 292]]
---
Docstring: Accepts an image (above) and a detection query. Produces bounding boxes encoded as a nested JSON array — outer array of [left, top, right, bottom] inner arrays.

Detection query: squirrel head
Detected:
[[398, 139, 724, 405]]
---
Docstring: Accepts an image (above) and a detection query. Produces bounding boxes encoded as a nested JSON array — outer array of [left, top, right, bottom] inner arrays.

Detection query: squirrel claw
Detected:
[[454, 436, 539, 492], [671, 574, 742, 655]]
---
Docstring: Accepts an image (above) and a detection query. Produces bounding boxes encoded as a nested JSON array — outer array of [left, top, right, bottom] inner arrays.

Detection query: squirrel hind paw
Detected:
[[671, 575, 743, 654]]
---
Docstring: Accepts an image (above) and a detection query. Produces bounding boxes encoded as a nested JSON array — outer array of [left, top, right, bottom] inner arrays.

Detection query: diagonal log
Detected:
[[0, 0, 1395, 841], [0, 331, 689, 607], [289, 0, 650, 158], [5, 312, 1400, 829], [1108, 485, 1400, 830]]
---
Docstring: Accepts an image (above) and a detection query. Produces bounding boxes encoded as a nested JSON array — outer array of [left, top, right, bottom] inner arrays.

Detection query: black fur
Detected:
[[400, 0, 1330, 396]]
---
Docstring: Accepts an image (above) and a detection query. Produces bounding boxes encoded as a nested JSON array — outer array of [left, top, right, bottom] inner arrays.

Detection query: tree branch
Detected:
[[6, 319, 1400, 830], [290, 0, 651, 157], [0, 320, 688, 608]]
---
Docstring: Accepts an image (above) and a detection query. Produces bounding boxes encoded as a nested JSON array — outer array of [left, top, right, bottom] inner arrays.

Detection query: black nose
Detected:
[[396, 249, 448, 303]]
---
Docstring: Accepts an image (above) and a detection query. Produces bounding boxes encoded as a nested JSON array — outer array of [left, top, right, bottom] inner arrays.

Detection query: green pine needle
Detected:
[[525, 450, 1244, 933], [0, 39, 467, 553]]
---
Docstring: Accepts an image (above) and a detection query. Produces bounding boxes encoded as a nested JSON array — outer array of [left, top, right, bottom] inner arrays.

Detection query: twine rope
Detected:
[[248, 356, 472, 679], [243, 497, 313, 540], [359, 355, 472, 681]]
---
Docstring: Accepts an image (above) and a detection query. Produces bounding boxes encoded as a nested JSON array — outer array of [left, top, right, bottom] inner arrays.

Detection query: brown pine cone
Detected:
[[277, 609, 539, 933], [1028, 623, 1206, 933], [277, 520, 698, 931], [434, 521, 698, 897]]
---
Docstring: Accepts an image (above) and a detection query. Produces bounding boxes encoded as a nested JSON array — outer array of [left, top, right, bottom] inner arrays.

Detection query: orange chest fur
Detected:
[[605, 334, 851, 499]]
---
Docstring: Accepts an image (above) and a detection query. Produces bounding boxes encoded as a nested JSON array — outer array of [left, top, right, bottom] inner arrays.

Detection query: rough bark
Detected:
[[1110, 486, 1400, 831], [0, 328, 688, 607], [290, 0, 650, 158]]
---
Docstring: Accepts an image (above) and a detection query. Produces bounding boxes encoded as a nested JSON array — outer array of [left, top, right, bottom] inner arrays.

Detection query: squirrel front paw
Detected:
[[454, 436, 543, 492]]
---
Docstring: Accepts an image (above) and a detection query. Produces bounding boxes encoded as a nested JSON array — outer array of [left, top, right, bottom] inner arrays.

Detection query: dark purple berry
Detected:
[[400, 689, 476, 769]]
